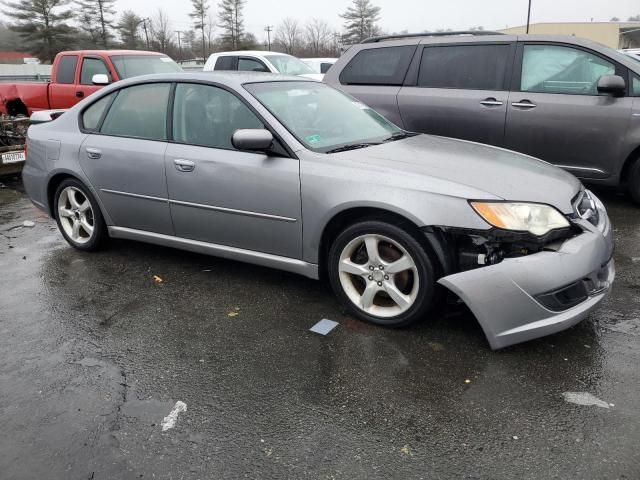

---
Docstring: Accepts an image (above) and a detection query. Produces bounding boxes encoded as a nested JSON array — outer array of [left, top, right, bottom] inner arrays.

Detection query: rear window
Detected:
[[56, 55, 78, 84], [339, 46, 416, 86], [214, 56, 236, 70], [418, 44, 510, 90]]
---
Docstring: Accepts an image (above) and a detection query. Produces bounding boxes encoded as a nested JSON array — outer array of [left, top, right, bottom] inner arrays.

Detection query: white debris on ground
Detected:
[[310, 318, 339, 335], [161, 401, 187, 431], [22, 220, 35, 227], [562, 392, 611, 409]]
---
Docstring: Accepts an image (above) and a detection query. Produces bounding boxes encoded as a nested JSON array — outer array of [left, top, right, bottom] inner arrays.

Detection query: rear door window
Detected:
[[339, 46, 416, 85], [214, 56, 237, 70], [418, 44, 510, 90], [100, 83, 170, 141], [80, 57, 111, 85], [56, 55, 78, 84], [520, 44, 615, 95]]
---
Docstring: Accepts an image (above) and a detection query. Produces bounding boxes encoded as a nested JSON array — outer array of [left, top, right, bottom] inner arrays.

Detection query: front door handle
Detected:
[[85, 147, 101, 159], [512, 100, 537, 109], [76, 91, 85, 98], [174, 159, 195, 172], [480, 98, 503, 107]]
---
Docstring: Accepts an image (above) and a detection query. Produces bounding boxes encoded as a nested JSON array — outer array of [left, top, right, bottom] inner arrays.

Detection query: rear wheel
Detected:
[[54, 179, 107, 251], [327, 220, 437, 327], [628, 158, 640, 205]]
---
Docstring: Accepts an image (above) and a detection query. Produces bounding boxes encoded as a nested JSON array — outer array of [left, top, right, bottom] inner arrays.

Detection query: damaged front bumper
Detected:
[[437, 216, 614, 350]]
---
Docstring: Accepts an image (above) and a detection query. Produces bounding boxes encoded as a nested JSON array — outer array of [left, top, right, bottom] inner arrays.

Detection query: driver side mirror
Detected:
[[597, 75, 625, 96], [232, 129, 273, 151], [92, 73, 110, 85]]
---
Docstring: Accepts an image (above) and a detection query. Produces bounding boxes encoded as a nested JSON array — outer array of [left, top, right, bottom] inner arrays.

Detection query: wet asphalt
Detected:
[[0, 176, 639, 480]]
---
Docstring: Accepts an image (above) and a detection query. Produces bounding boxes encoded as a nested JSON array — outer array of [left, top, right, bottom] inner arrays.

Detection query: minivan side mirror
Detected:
[[92, 73, 110, 85], [232, 129, 273, 151], [597, 75, 625, 96]]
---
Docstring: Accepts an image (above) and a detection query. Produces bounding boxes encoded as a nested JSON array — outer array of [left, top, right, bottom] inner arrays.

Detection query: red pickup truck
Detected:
[[0, 50, 183, 116]]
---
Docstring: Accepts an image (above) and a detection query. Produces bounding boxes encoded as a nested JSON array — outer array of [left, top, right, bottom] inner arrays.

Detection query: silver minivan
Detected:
[[325, 32, 640, 203]]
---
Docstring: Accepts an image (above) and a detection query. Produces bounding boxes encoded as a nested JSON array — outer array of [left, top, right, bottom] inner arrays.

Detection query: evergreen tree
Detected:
[[218, 0, 245, 50], [116, 10, 142, 49], [189, 0, 209, 60], [75, 0, 116, 48], [340, 0, 381, 44], [3, 0, 77, 62]]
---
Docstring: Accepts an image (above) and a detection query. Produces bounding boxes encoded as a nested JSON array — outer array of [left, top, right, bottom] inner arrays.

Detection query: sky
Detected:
[[109, 0, 640, 42]]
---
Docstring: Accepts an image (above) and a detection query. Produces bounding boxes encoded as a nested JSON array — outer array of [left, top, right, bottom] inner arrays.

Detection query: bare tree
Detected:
[[275, 17, 302, 55], [305, 18, 332, 55], [150, 8, 173, 53], [190, 0, 209, 60]]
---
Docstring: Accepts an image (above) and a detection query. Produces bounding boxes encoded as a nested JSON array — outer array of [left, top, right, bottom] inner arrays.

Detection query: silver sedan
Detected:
[[22, 72, 614, 349]]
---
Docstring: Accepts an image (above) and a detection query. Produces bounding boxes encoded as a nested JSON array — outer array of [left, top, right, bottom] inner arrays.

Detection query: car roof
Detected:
[[60, 50, 166, 56], [302, 58, 337, 62], [209, 50, 293, 58], [109, 71, 316, 89]]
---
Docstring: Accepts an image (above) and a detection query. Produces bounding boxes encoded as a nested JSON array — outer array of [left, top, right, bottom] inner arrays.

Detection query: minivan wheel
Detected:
[[54, 179, 107, 251], [628, 159, 640, 205], [327, 220, 437, 327]]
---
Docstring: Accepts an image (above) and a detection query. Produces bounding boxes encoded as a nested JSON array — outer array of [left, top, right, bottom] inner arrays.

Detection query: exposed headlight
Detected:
[[470, 201, 570, 236]]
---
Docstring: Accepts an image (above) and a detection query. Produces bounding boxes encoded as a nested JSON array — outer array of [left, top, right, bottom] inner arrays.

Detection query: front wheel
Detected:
[[54, 178, 107, 251], [327, 220, 438, 327]]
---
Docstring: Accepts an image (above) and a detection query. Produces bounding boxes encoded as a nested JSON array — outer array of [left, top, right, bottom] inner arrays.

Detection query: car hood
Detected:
[[334, 134, 581, 214]]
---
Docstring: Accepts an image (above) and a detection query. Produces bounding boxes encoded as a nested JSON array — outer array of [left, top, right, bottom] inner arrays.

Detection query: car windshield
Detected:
[[245, 81, 403, 152], [111, 55, 183, 79], [265, 55, 315, 75]]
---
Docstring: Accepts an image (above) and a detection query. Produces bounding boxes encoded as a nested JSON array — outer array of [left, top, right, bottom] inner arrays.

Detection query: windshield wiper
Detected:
[[382, 131, 417, 143], [325, 142, 381, 154]]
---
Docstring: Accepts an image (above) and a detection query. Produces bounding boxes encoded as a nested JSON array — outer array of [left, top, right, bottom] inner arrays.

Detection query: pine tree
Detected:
[[75, 0, 116, 48], [116, 10, 142, 49], [189, 0, 209, 60], [340, 0, 381, 44], [218, 0, 245, 50], [3, 0, 77, 62]]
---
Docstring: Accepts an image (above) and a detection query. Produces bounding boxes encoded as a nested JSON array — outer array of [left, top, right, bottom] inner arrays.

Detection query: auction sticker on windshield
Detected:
[[1, 151, 25, 164]]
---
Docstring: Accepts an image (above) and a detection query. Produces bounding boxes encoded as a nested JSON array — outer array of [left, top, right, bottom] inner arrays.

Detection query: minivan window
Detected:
[[418, 44, 510, 90], [81, 93, 115, 131], [100, 83, 170, 140], [173, 83, 263, 149], [80, 57, 111, 85], [521, 45, 615, 95], [339, 46, 416, 85], [56, 55, 78, 84]]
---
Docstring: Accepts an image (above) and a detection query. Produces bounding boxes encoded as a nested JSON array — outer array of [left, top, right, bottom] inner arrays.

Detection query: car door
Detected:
[[49, 54, 80, 109], [76, 55, 113, 101], [332, 44, 418, 127], [397, 42, 514, 147], [164, 82, 302, 258], [79, 82, 174, 235], [505, 42, 633, 179]]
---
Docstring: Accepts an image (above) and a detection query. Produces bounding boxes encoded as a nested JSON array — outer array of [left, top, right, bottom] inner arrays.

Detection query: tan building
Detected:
[[500, 22, 640, 49]]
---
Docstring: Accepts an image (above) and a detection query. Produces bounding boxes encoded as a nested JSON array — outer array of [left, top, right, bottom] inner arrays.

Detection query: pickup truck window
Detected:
[[80, 58, 111, 85], [111, 55, 182, 79], [100, 83, 170, 141], [57, 55, 78, 84]]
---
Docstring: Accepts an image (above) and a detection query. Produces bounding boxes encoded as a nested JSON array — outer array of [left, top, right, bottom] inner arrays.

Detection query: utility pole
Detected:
[[264, 25, 273, 51], [175, 30, 184, 62], [142, 18, 150, 50], [526, 0, 532, 33]]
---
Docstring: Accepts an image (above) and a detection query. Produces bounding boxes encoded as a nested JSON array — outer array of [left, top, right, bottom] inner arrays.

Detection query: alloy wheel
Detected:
[[57, 186, 95, 245]]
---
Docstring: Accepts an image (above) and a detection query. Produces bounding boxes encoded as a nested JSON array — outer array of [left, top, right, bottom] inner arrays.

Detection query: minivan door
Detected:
[[397, 42, 515, 146], [505, 42, 633, 179]]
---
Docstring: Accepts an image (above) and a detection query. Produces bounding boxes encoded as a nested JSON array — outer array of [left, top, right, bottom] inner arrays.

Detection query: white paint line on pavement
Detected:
[[161, 401, 187, 431], [562, 392, 610, 409], [310, 318, 339, 335]]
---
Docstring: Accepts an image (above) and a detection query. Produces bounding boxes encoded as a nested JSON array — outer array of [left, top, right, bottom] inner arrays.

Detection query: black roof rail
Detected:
[[361, 31, 505, 43]]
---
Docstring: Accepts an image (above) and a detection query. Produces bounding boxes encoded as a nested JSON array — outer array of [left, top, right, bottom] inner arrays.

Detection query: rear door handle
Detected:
[[512, 100, 537, 109], [85, 147, 101, 159], [174, 159, 195, 172], [76, 91, 85, 98], [480, 98, 503, 107]]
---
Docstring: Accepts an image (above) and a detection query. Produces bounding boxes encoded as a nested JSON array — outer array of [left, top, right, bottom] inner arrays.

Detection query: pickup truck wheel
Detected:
[[54, 179, 107, 251], [327, 220, 437, 327], [628, 158, 640, 205]]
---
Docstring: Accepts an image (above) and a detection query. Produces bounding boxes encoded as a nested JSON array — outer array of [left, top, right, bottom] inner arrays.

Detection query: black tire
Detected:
[[327, 220, 438, 328], [54, 178, 108, 251], [628, 158, 640, 205]]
